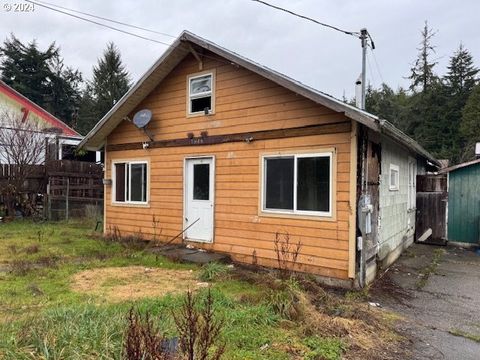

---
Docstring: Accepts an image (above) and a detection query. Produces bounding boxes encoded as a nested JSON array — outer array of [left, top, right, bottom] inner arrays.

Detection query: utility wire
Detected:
[[366, 50, 376, 88], [370, 46, 385, 84], [34, 0, 176, 39], [250, 0, 360, 37], [25, 0, 172, 46]]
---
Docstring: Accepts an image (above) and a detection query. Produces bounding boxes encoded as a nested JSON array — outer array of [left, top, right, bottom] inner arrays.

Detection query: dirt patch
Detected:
[[71, 266, 201, 302]]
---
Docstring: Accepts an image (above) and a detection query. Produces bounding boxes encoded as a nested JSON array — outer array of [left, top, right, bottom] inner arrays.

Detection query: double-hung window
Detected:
[[113, 161, 148, 204], [262, 152, 333, 217], [188, 73, 214, 115]]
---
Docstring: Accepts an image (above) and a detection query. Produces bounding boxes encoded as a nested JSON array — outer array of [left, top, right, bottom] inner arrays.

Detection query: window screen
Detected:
[[193, 163, 210, 200], [265, 157, 294, 210], [297, 156, 330, 212]]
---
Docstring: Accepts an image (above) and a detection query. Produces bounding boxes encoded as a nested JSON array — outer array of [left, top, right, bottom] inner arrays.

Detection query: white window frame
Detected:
[[389, 164, 400, 191], [112, 160, 149, 205], [187, 72, 214, 115], [261, 152, 333, 217]]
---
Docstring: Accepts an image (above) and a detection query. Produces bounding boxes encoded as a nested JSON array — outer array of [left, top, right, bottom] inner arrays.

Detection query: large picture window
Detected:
[[188, 73, 214, 115], [262, 153, 332, 217], [113, 161, 148, 204]]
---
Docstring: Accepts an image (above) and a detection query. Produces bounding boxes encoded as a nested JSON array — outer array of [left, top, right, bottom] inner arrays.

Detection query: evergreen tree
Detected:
[[445, 43, 478, 98], [0, 34, 58, 107], [409, 21, 438, 93], [77, 85, 98, 135], [459, 85, 480, 161], [365, 83, 411, 131], [47, 55, 83, 127], [0, 34, 83, 128], [91, 42, 131, 119]]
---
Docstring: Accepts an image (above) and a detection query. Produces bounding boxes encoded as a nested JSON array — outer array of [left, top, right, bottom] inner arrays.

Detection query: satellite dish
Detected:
[[132, 109, 152, 128]]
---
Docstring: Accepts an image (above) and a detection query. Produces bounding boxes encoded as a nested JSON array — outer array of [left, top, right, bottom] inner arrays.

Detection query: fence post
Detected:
[[47, 179, 51, 221], [65, 177, 69, 221]]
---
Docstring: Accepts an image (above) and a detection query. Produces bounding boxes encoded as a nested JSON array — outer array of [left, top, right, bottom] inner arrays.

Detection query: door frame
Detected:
[[183, 155, 215, 243]]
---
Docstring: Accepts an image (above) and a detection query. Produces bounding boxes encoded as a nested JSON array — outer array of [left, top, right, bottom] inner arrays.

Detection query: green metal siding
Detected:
[[448, 162, 480, 243]]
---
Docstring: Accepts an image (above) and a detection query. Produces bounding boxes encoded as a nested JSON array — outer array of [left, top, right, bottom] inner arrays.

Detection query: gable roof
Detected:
[[78, 31, 439, 167], [0, 80, 80, 137]]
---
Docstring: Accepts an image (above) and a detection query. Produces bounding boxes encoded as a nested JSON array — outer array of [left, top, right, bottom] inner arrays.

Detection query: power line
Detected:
[[25, 0, 172, 46], [366, 50, 376, 88], [369, 46, 385, 84], [250, 0, 360, 38], [34, 0, 176, 39]]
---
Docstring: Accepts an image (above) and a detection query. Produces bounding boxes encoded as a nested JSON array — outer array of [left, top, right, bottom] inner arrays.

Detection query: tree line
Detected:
[[362, 22, 479, 164], [1, 22, 479, 164], [0, 35, 131, 135]]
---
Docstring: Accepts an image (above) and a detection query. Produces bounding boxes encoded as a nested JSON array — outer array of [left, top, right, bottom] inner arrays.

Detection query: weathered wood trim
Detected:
[[348, 121, 357, 279], [106, 121, 351, 152]]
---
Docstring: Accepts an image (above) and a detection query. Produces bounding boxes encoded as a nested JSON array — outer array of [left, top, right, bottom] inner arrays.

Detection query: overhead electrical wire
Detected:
[[25, 0, 235, 66], [24, 0, 173, 46], [33, 0, 176, 39], [250, 0, 360, 38], [370, 47, 385, 85]]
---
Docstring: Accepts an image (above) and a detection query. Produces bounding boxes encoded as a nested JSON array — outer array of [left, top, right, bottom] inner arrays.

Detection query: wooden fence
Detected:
[[46, 160, 103, 220], [0, 160, 103, 220]]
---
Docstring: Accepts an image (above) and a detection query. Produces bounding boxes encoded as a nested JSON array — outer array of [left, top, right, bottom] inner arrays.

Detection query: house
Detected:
[[439, 158, 480, 245], [0, 80, 99, 163], [79, 31, 439, 286]]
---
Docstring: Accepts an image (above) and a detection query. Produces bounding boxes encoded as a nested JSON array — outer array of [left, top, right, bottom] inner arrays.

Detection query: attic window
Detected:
[[188, 72, 214, 115]]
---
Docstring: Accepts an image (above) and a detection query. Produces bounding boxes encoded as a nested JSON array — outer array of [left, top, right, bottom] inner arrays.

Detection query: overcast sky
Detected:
[[1, 0, 479, 99]]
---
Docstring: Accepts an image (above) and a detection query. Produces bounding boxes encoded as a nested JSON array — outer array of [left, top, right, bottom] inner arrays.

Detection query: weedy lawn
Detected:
[[0, 220, 404, 359]]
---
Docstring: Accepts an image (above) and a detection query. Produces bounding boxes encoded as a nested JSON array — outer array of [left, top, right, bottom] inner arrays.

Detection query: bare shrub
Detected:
[[173, 289, 225, 360], [104, 226, 147, 250], [0, 107, 47, 216], [123, 290, 225, 360], [123, 309, 173, 360], [152, 215, 162, 243], [273, 232, 302, 279]]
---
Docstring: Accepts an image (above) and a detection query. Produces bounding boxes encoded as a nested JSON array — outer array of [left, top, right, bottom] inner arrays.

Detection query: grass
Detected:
[[0, 219, 402, 359], [449, 329, 480, 343], [415, 248, 446, 289]]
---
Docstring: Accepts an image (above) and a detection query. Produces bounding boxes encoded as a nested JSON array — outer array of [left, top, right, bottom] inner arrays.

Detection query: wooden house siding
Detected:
[[105, 53, 354, 279]]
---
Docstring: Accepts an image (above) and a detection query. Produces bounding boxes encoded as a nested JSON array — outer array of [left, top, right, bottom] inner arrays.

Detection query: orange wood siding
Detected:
[[106, 53, 354, 280]]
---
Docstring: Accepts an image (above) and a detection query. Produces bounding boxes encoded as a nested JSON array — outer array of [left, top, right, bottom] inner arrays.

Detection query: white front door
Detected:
[[184, 157, 214, 242]]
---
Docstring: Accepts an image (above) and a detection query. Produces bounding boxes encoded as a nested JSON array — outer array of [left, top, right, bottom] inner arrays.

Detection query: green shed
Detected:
[[441, 159, 480, 244]]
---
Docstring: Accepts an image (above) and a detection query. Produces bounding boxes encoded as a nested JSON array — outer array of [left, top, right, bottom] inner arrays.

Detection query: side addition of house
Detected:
[[80, 31, 439, 286]]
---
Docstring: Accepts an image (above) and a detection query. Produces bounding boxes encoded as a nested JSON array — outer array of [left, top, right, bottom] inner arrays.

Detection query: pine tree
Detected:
[[91, 42, 131, 119], [409, 21, 438, 93]]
